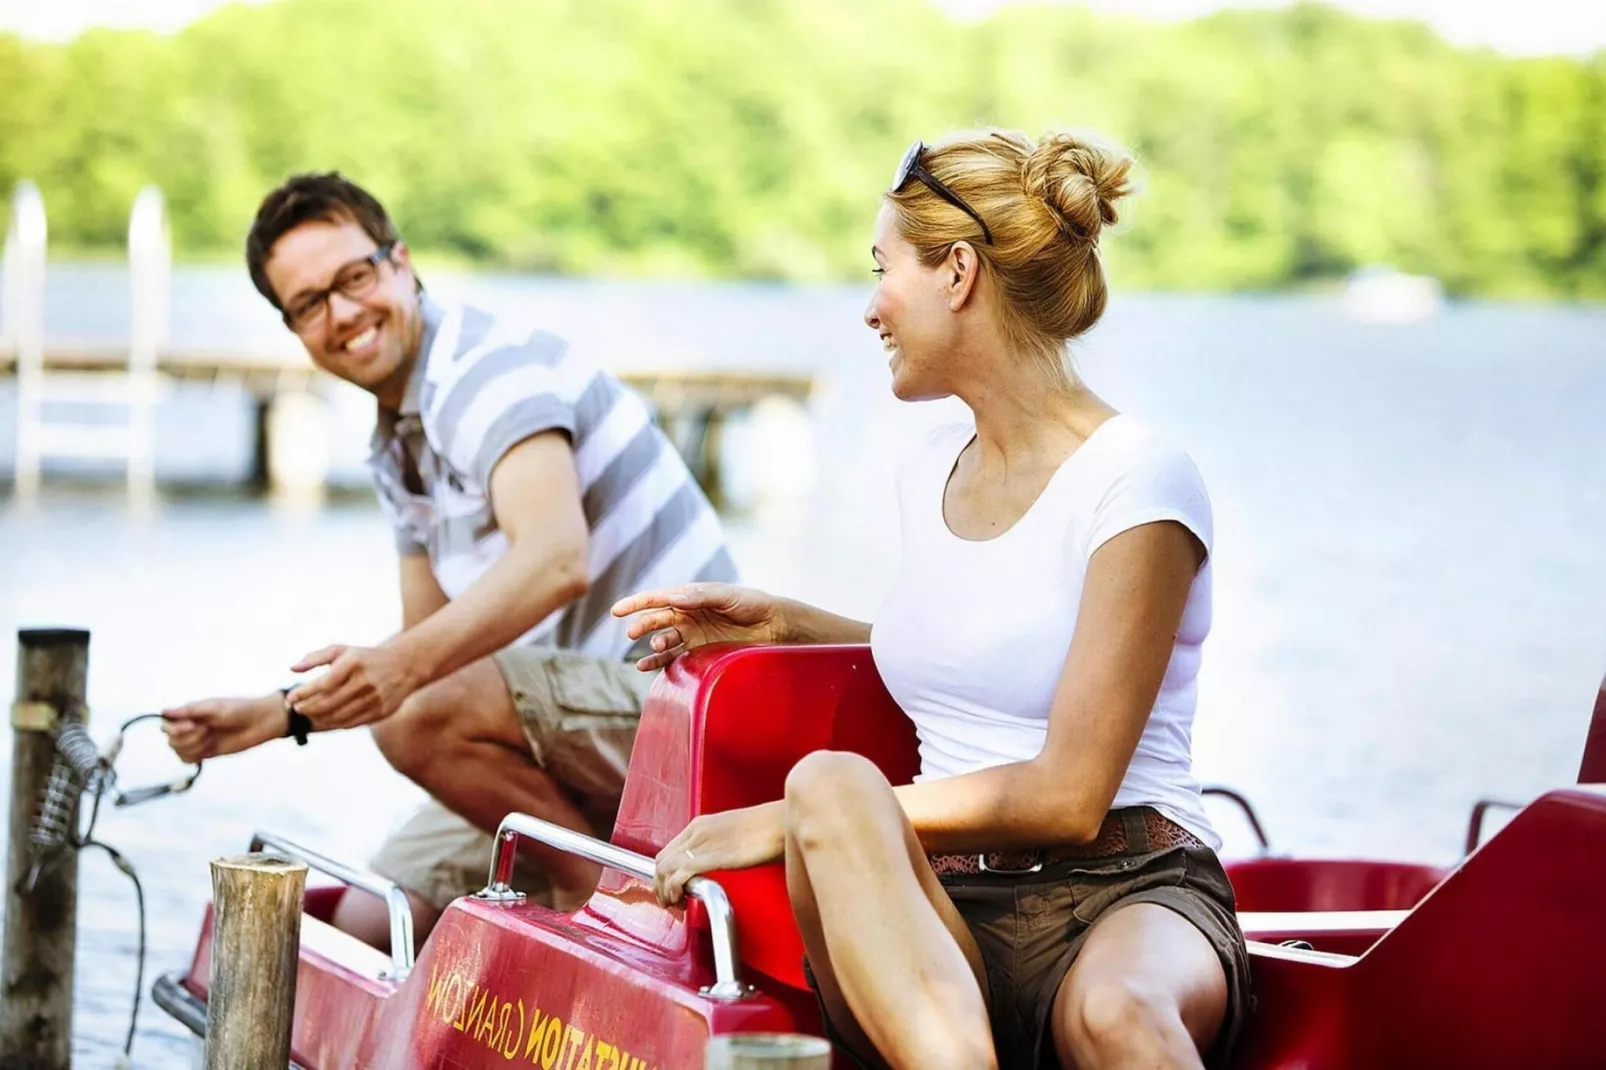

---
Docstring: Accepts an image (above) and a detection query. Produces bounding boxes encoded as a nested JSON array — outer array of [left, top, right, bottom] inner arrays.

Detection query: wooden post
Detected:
[[705, 1034, 831, 1069], [1, 628, 90, 1070], [204, 854, 307, 1070]]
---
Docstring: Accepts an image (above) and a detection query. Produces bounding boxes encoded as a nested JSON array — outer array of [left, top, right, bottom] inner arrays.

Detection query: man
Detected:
[[163, 172, 736, 946]]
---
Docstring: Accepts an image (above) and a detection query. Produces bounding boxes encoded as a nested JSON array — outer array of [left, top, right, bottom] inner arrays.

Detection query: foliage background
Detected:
[[1, 0, 1602, 297]]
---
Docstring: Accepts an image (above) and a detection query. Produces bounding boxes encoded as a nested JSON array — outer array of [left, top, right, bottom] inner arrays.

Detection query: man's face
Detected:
[[263, 218, 421, 401]]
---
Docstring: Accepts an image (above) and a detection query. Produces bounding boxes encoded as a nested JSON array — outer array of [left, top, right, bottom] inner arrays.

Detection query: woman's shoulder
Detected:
[[1081, 414, 1212, 552], [1089, 415, 1206, 487]]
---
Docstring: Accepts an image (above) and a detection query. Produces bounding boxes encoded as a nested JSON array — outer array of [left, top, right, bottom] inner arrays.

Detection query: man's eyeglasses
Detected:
[[282, 242, 396, 331], [891, 141, 994, 245]]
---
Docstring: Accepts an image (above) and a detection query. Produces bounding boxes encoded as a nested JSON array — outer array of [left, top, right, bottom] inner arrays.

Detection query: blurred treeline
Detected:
[[1, 0, 1601, 297]]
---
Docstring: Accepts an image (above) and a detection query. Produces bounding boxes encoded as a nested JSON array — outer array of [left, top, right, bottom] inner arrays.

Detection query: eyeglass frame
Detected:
[[891, 141, 994, 246], [281, 241, 398, 330]]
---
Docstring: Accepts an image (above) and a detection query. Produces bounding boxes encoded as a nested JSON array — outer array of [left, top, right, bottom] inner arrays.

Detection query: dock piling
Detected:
[[204, 853, 307, 1069], [1, 628, 91, 1070]]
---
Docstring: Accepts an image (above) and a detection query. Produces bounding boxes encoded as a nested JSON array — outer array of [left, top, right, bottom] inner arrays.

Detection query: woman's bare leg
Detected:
[[1051, 902, 1228, 1070], [784, 751, 994, 1070]]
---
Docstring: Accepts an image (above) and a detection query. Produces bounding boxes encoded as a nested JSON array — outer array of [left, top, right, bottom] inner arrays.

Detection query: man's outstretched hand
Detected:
[[162, 693, 286, 763], [285, 643, 421, 731]]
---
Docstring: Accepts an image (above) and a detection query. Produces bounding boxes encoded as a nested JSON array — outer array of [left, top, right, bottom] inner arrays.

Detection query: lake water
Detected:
[[1, 270, 1604, 1066]]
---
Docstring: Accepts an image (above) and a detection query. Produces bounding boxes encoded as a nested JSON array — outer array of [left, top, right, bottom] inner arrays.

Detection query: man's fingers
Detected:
[[291, 677, 366, 719], [291, 645, 344, 673]]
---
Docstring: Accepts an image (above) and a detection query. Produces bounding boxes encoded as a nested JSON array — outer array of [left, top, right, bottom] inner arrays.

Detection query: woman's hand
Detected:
[[612, 583, 787, 671], [653, 802, 786, 905]]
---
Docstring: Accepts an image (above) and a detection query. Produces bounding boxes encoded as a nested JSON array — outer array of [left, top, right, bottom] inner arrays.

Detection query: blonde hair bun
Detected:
[[1021, 130, 1135, 247]]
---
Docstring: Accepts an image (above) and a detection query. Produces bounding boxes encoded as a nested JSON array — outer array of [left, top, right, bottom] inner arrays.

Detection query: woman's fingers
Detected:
[[623, 608, 682, 641], [612, 588, 689, 618], [633, 643, 687, 673]]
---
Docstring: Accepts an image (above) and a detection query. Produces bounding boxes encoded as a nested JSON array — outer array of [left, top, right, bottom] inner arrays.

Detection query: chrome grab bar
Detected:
[[1201, 786, 1272, 853], [474, 812, 754, 1001], [250, 830, 415, 981]]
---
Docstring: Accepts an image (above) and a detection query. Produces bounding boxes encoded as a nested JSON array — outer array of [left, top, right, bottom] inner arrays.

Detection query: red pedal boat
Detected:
[[154, 645, 1606, 1069]]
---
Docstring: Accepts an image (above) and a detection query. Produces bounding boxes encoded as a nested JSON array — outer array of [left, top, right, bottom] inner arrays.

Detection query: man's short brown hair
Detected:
[[245, 172, 404, 311]]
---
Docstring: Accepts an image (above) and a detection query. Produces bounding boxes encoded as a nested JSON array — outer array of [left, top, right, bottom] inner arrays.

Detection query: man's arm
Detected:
[[289, 430, 589, 728], [399, 552, 449, 630]]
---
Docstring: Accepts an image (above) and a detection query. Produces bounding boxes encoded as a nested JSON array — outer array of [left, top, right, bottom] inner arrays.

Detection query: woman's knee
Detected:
[[1064, 976, 1188, 1065], [784, 751, 898, 857]]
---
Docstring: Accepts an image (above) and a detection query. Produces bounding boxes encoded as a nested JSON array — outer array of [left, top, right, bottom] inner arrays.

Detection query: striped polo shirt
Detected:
[[368, 297, 737, 659]]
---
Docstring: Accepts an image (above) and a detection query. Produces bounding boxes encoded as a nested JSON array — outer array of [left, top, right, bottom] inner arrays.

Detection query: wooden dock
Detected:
[[0, 346, 814, 504]]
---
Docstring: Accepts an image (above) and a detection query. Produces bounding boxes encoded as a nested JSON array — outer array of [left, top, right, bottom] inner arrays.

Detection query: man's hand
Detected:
[[162, 693, 286, 763], [287, 643, 422, 731]]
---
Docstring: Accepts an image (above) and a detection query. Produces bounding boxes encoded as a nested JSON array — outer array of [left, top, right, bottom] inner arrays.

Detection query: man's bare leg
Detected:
[[331, 886, 442, 954], [367, 658, 603, 909]]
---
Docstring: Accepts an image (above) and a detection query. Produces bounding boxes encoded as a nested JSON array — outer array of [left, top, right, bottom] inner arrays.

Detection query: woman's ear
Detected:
[[945, 241, 980, 312]]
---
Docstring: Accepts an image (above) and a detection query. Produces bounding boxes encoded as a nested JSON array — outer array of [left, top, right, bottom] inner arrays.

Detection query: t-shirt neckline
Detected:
[[938, 413, 1125, 545]]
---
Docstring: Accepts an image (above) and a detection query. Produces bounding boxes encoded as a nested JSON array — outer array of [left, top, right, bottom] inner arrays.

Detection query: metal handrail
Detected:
[[250, 830, 415, 981], [474, 812, 754, 1001], [1464, 798, 1523, 855], [1201, 786, 1272, 853]]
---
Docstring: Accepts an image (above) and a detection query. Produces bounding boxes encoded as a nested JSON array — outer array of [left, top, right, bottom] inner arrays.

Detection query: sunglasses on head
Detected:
[[891, 140, 994, 246]]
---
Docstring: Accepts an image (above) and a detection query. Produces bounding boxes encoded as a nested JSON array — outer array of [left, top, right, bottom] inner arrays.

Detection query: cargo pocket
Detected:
[[524, 655, 645, 802], [1067, 846, 1189, 926]]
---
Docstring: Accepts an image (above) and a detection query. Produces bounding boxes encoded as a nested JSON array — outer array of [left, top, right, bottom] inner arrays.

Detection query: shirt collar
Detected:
[[371, 295, 442, 453]]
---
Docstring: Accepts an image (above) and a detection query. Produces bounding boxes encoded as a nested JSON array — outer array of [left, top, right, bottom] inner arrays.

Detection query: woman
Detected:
[[612, 128, 1249, 1070]]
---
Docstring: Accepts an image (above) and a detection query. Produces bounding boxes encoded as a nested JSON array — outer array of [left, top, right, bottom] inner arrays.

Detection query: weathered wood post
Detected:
[[204, 854, 307, 1069], [705, 1034, 831, 1069], [1, 628, 91, 1070]]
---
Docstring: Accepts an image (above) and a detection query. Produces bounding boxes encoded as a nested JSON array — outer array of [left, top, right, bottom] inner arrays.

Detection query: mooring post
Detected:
[[1, 628, 91, 1070], [705, 1033, 831, 1069], [204, 853, 307, 1069]]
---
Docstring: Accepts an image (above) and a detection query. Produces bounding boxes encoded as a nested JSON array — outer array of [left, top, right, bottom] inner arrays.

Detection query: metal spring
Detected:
[[29, 722, 110, 853]]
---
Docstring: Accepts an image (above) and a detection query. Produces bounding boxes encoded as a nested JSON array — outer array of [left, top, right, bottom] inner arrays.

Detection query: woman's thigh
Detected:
[[786, 755, 989, 1065], [1050, 901, 1228, 1068]]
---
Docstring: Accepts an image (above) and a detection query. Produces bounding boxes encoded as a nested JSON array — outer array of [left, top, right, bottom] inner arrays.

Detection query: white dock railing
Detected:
[[5, 182, 167, 505]]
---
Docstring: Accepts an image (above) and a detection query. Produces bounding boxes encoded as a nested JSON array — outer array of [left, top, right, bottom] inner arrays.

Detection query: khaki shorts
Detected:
[[370, 647, 655, 911]]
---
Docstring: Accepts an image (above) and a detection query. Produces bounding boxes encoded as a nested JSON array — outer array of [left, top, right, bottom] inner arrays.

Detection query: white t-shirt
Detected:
[[870, 414, 1220, 848]]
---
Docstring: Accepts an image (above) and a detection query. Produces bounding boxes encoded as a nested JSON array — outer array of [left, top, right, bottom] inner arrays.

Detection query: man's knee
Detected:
[[373, 680, 458, 778]]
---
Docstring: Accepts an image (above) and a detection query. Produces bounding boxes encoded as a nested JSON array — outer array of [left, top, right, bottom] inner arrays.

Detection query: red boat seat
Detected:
[[1235, 787, 1606, 1069], [612, 644, 919, 992], [1226, 857, 1446, 914]]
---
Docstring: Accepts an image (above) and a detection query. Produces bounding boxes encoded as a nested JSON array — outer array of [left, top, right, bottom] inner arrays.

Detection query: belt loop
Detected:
[[1120, 807, 1151, 855]]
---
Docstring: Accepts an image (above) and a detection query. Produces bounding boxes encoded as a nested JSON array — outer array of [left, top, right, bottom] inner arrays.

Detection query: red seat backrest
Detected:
[[614, 643, 918, 856], [1233, 788, 1606, 1069], [610, 644, 918, 993]]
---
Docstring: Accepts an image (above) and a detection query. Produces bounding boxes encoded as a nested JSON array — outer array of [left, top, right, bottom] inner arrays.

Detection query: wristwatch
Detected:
[[279, 687, 312, 746]]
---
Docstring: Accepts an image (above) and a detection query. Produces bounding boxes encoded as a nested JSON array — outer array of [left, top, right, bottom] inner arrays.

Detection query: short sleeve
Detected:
[[1084, 438, 1213, 563], [428, 327, 577, 491]]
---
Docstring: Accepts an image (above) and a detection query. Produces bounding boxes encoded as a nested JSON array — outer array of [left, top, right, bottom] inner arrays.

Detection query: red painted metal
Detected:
[[1579, 671, 1606, 783], [1236, 788, 1606, 1069], [1224, 857, 1446, 914], [162, 645, 1606, 1069]]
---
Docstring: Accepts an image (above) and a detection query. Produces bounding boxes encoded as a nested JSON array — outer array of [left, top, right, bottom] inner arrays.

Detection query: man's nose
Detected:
[[328, 289, 366, 327]]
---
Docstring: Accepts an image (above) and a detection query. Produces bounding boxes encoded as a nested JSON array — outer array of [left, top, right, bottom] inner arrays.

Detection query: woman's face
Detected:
[[864, 202, 961, 402]]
